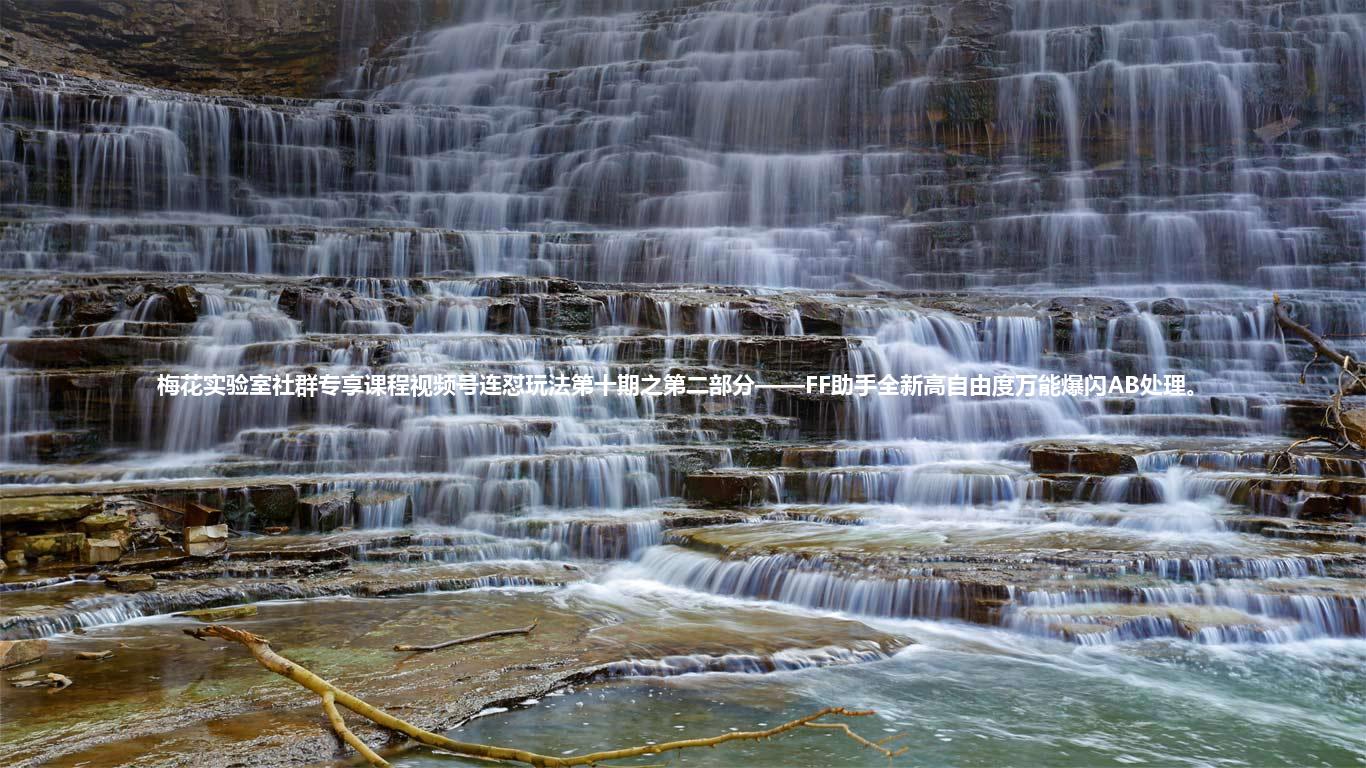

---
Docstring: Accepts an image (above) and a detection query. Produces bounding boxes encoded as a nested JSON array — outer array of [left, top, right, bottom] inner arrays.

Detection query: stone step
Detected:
[[1028, 439, 1366, 477], [631, 536, 1366, 642], [0, 559, 582, 640]]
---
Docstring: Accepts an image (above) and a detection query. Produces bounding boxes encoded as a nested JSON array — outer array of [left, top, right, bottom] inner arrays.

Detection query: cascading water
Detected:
[[1, 0, 1364, 765]]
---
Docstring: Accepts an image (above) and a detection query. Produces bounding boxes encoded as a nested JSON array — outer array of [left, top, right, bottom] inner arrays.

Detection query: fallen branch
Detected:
[[323, 690, 390, 767], [184, 624, 903, 768], [1274, 295, 1366, 393], [394, 619, 538, 652], [1266, 436, 1347, 475], [1274, 295, 1366, 449], [804, 721, 909, 758]]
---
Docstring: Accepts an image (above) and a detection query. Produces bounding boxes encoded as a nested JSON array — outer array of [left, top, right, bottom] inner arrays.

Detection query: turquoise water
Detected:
[[403, 619, 1366, 767]]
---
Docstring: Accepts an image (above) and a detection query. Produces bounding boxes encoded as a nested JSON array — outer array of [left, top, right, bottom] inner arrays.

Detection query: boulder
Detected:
[[106, 574, 156, 593], [15, 532, 86, 560], [181, 604, 258, 622], [11, 672, 72, 690], [0, 639, 48, 669], [162, 285, 203, 322], [184, 524, 229, 556], [1343, 409, 1366, 450], [0, 496, 101, 528], [78, 512, 131, 536], [1149, 298, 1187, 316], [81, 537, 124, 564], [70, 298, 118, 325]]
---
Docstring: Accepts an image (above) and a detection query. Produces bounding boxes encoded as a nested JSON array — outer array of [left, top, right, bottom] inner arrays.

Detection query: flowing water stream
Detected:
[[1, 0, 1364, 765]]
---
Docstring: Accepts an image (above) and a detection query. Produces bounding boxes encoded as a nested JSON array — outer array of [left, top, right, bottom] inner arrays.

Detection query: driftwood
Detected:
[[1273, 291, 1366, 388], [1273, 295, 1366, 449], [184, 624, 907, 768], [322, 690, 387, 766], [1266, 436, 1341, 474], [394, 620, 538, 652]]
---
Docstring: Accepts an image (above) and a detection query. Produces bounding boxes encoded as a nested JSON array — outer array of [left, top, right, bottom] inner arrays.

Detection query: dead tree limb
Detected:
[[1274, 295, 1366, 449], [1266, 436, 1348, 474], [1274, 295, 1366, 392], [184, 624, 903, 768], [323, 691, 391, 767], [393, 620, 538, 652], [804, 722, 910, 758]]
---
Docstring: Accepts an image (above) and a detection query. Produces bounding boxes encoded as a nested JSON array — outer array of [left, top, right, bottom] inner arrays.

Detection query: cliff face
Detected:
[[0, 0, 439, 97]]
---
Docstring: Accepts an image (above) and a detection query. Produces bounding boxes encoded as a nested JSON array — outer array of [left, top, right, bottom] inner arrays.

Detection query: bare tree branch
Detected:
[[394, 620, 538, 652], [184, 624, 904, 767], [804, 721, 909, 758], [1274, 295, 1366, 393], [323, 691, 390, 767]]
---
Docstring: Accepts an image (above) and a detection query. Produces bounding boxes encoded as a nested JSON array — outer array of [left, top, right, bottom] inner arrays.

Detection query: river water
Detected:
[[1, 0, 1364, 765], [421, 611, 1366, 767]]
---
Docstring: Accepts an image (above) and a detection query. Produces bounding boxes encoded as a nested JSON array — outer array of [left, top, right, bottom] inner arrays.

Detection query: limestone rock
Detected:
[[81, 537, 124, 564], [1149, 298, 1187, 316], [1029, 443, 1142, 476], [2, 0, 435, 98], [684, 472, 774, 507], [181, 604, 258, 622], [106, 574, 157, 593], [0, 496, 101, 527], [1297, 495, 1345, 518], [162, 285, 203, 323], [184, 524, 228, 544], [12, 672, 72, 690], [299, 490, 353, 530], [184, 524, 229, 556], [78, 512, 131, 536], [15, 532, 86, 560], [1343, 409, 1366, 450], [0, 638, 48, 669]]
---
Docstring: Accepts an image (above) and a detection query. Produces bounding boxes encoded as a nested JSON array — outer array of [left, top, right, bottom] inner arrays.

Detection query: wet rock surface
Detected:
[[1, 265, 1364, 762], [0, 557, 906, 768], [0, 637, 46, 669], [0, 0, 440, 98]]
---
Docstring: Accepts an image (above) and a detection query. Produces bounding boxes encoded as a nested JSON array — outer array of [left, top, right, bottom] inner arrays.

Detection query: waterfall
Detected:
[[1, 0, 1363, 660]]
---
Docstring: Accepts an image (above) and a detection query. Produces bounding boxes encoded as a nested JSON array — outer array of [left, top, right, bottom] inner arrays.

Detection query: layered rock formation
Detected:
[[0, 0, 438, 96]]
